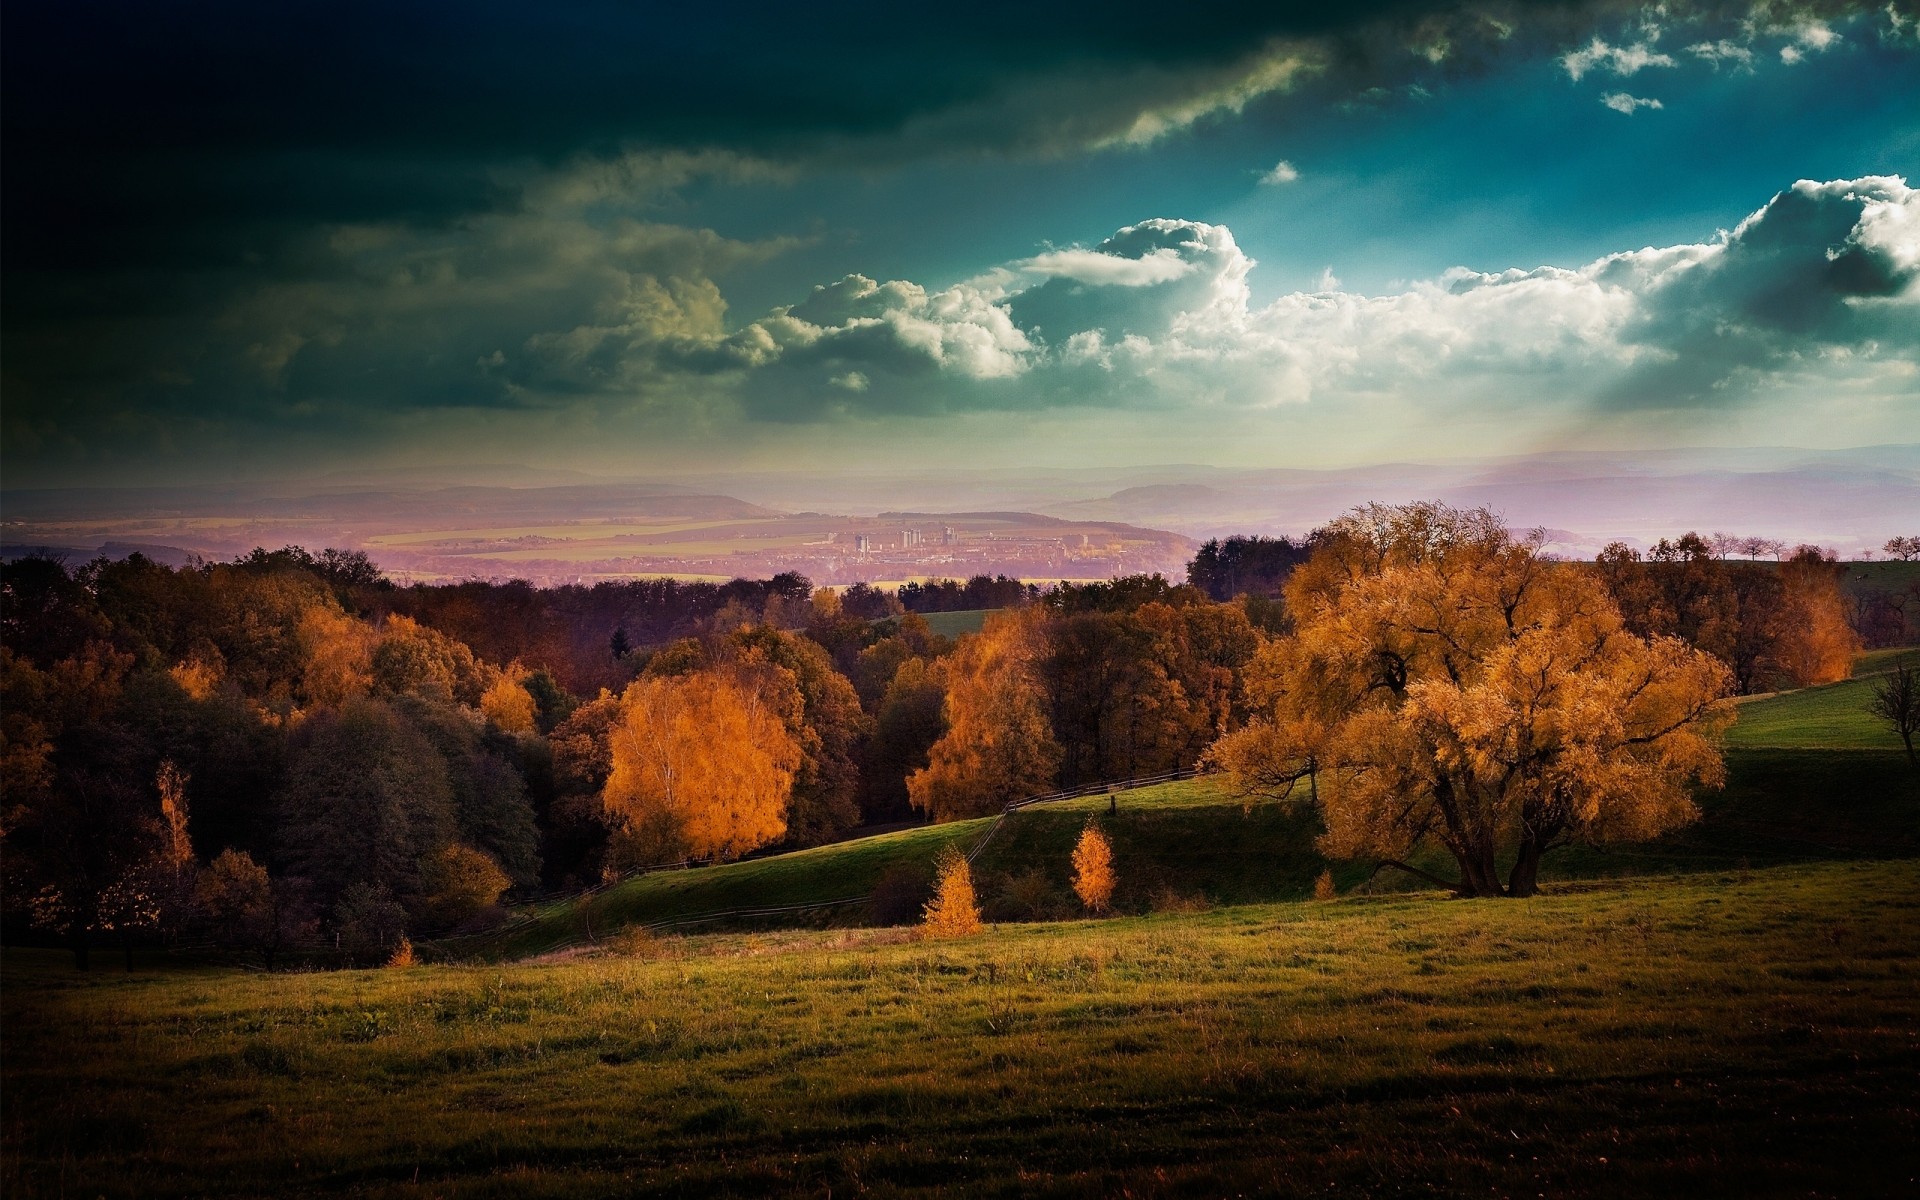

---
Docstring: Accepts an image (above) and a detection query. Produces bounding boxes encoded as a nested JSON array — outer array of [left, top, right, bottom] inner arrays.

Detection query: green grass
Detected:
[[1724, 648, 1918, 749], [453, 748, 1920, 963], [454, 819, 996, 960], [909, 608, 996, 638], [6, 859, 1917, 1197]]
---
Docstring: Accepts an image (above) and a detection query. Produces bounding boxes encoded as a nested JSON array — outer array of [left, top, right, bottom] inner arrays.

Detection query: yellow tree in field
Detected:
[[921, 847, 983, 936], [1071, 822, 1115, 914], [909, 609, 1061, 820], [602, 670, 801, 862], [1211, 503, 1732, 898]]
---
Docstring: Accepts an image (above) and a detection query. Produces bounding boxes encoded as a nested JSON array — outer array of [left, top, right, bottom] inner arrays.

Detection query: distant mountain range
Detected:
[[4, 444, 1914, 575]]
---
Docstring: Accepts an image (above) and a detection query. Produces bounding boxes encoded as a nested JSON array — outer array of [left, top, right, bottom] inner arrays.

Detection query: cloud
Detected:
[[1011, 247, 1198, 287], [1260, 160, 1302, 185], [1686, 38, 1755, 65], [1604, 175, 1920, 404], [694, 176, 1917, 423], [1560, 37, 1677, 80], [1600, 91, 1665, 112]]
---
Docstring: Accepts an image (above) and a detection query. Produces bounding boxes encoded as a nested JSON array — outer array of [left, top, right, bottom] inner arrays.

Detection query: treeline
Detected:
[[1, 524, 1911, 967]]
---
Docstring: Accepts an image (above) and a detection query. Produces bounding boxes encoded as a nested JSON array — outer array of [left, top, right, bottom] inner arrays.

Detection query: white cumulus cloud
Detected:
[[695, 177, 1919, 425], [1601, 92, 1665, 113], [1560, 37, 1677, 80], [1260, 160, 1301, 185]]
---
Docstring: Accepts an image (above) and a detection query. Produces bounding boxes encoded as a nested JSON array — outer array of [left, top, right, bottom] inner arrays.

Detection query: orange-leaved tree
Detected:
[[908, 609, 1061, 820], [1070, 822, 1115, 914], [479, 665, 538, 734], [601, 670, 802, 862], [921, 847, 982, 936], [1775, 546, 1859, 686], [1210, 503, 1732, 898]]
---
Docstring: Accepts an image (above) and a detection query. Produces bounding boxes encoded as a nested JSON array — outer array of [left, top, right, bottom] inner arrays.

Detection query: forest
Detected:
[[3, 509, 1914, 967]]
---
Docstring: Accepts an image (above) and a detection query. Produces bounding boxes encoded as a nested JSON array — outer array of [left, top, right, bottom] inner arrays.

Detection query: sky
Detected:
[[3, 0, 1917, 488]]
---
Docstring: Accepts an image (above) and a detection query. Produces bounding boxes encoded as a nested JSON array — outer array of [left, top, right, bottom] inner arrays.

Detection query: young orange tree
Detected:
[[1211, 503, 1732, 898], [1070, 822, 1115, 914], [921, 847, 983, 936]]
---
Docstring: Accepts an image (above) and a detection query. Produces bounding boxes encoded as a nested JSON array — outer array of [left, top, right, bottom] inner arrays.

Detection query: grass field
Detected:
[[912, 609, 994, 638], [7, 649, 1918, 1196], [1724, 647, 1920, 750], [6, 860, 1917, 1197], [454, 747, 1919, 962]]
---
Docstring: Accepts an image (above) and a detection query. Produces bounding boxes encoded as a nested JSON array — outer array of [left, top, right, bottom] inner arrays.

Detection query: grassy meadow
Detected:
[[6, 651, 1920, 1196], [7, 861, 1918, 1198]]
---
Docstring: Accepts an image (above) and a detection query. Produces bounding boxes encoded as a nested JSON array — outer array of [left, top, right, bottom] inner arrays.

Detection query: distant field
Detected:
[[913, 608, 994, 637], [7, 859, 1916, 1197], [484, 534, 820, 562], [365, 519, 759, 547]]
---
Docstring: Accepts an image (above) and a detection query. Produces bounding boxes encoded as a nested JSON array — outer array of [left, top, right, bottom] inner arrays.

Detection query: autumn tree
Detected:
[[298, 604, 376, 707], [1045, 601, 1258, 784], [372, 614, 490, 706], [728, 625, 871, 845], [1211, 503, 1732, 899], [417, 843, 511, 931], [479, 665, 539, 734], [909, 609, 1061, 820], [601, 670, 801, 863], [1071, 822, 1115, 914], [1775, 546, 1860, 686], [921, 847, 983, 936]]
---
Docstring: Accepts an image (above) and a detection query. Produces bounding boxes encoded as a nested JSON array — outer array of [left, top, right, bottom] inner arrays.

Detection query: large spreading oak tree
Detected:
[[1210, 503, 1732, 898]]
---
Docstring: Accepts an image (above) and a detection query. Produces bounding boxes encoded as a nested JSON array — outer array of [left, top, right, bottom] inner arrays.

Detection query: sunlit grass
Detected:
[[1727, 675, 1910, 749], [6, 860, 1916, 1196]]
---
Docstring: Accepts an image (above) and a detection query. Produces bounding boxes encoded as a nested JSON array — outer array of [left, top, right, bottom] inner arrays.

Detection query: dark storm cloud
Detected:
[[0, 0, 1902, 478], [9, 1, 1867, 273]]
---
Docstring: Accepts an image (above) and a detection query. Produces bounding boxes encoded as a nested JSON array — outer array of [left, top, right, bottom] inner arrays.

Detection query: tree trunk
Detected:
[[1451, 842, 1505, 897], [1507, 838, 1545, 898]]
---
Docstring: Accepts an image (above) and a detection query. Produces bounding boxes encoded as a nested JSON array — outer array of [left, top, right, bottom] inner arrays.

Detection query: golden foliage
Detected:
[[480, 667, 538, 733], [298, 605, 375, 707], [908, 610, 1061, 821], [1070, 823, 1116, 914], [1775, 555, 1859, 686], [602, 670, 802, 862], [1211, 502, 1733, 898], [386, 937, 418, 968], [1313, 869, 1336, 901], [921, 848, 983, 937], [168, 655, 223, 702]]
